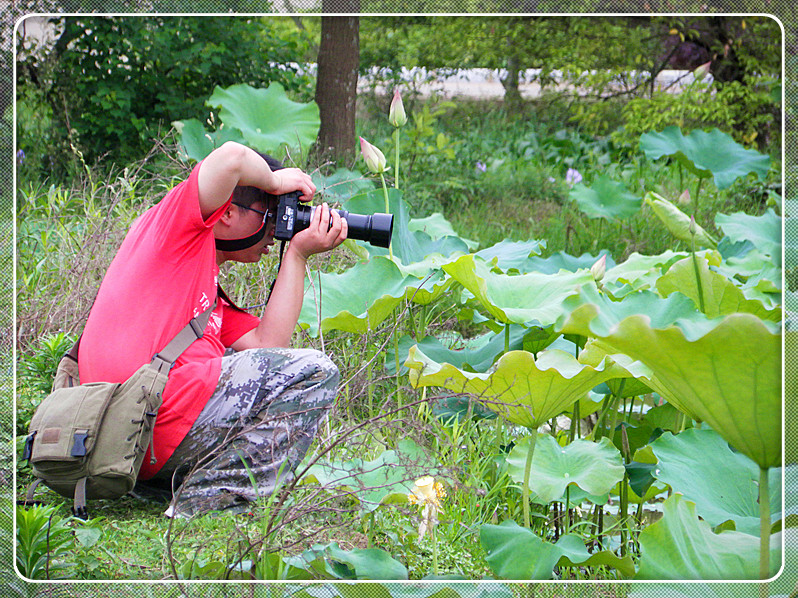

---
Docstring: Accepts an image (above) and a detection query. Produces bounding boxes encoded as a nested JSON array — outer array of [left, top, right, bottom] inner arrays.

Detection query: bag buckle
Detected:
[[71, 431, 89, 457], [151, 353, 172, 375], [22, 432, 35, 461]]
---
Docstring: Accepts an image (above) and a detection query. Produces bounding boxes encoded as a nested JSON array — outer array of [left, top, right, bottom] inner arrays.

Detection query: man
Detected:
[[78, 141, 348, 517]]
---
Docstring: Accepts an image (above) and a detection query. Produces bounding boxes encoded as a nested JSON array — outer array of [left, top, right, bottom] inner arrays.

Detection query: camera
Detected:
[[274, 191, 393, 248]]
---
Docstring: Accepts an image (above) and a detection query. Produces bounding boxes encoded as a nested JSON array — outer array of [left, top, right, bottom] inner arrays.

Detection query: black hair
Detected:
[[230, 152, 284, 210]]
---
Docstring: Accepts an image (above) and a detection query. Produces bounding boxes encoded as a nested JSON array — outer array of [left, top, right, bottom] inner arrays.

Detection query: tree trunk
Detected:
[[314, 14, 360, 168]]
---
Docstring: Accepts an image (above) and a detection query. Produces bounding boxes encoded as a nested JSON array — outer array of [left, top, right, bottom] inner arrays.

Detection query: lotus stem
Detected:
[[523, 430, 538, 528], [694, 176, 704, 218], [564, 485, 571, 536], [760, 466, 771, 581], [394, 129, 401, 190], [504, 323, 510, 354], [378, 172, 394, 260], [690, 235, 706, 313], [394, 312, 402, 410]]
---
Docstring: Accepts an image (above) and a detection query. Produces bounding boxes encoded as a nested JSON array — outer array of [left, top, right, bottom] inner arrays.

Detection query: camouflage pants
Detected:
[[153, 347, 339, 517]]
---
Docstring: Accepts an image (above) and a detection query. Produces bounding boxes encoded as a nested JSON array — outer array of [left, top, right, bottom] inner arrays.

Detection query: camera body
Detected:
[[274, 191, 393, 248]]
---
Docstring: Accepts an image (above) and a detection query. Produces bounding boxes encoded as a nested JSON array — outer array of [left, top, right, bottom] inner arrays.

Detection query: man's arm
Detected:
[[197, 142, 316, 220], [232, 202, 348, 350]]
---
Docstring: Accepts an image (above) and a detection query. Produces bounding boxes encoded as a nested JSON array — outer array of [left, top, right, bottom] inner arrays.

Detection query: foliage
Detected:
[[15, 15, 314, 177], [16, 504, 74, 579]]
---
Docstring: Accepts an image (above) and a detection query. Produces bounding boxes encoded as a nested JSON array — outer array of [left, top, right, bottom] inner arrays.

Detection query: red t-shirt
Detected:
[[78, 163, 260, 479]]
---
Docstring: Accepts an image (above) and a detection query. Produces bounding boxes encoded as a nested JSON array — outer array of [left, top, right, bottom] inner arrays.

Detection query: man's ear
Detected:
[[218, 204, 238, 226]]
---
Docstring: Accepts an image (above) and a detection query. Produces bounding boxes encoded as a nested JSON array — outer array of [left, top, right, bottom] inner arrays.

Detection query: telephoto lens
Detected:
[[275, 192, 393, 248]]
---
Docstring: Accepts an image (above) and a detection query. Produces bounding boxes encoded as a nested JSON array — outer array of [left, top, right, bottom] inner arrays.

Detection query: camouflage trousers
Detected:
[[152, 347, 339, 517]]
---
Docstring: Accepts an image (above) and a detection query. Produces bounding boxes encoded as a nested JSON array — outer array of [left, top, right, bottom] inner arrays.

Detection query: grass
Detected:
[[12, 100, 781, 583]]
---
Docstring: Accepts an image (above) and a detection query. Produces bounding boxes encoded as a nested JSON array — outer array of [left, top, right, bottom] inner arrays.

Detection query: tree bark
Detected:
[[314, 14, 360, 168]]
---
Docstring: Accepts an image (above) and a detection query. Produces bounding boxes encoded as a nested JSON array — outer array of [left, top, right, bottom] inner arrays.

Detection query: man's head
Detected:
[[214, 152, 284, 264]]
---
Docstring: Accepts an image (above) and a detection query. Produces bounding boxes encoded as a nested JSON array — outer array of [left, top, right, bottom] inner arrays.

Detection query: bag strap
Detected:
[[150, 298, 218, 375]]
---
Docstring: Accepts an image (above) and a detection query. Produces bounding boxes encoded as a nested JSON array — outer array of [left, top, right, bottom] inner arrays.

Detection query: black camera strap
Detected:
[[214, 221, 268, 252], [267, 240, 287, 303]]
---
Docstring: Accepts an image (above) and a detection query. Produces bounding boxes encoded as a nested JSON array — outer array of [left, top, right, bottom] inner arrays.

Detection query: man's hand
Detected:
[[287, 203, 348, 262], [267, 168, 316, 203]]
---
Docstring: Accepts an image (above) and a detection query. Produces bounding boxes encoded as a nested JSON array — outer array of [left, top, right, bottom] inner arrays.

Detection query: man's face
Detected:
[[227, 201, 276, 263]]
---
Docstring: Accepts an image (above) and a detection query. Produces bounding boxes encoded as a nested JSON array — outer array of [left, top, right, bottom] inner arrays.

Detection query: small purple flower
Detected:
[[475, 161, 487, 173], [565, 168, 583, 186], [16, 149, 25, 165]]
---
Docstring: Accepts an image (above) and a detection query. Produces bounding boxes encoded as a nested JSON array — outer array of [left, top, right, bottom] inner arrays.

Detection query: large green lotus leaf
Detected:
[[406, 346, 625, 428], [559, 311, 781, 469], [579, 341, 654, 397], [601, 250, 687, 296], [479, 520, 570, 580], [408, 213, 479, 250], [302, 439, 434, 513], [556, 283, 705, 338], [656, 256, 781, 321], [297, 257, 423, 337], [442, 254, 593, 326], [344, 189, 470, 269], [554, 534, 636, 577], [506, 434, 625, 503], [639, 126, 770, 189], [173, 118, 246, 162], [644, 192, 718, 249], [474, 239, 548, 273], [285, 542, 408, 580], [650, 428, 782, 536], [523, 250, 616, 276], [386, 325, 530, 376], [714, 248, 781, 302], [636, 494, 781, 580], [313, 167, 374, 201], [206, 83, 320, 156], [569, 175, 642, 221], [715, 209, 781, 260]]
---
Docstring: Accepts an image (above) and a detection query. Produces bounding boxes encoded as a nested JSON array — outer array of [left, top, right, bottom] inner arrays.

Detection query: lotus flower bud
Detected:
[[689, 215, 697, 236], [359, 137, 388, 174], [389, 89, 407, 128], [693, 61, 711, 81], [591, 254, 606, 282], [678, 189, 691, 206]]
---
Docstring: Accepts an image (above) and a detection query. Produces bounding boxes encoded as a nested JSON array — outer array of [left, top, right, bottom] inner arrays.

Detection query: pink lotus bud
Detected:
[[389, 89, 407, 127], [359, 137, 388, 174], [689, 215, 697, 235], [693, 61, 711, 81], [678, 189, 691, 205], [590, 254, 606, 282]]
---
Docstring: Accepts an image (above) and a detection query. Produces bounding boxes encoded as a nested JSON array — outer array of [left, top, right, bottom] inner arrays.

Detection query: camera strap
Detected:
[[214, 221, 268, 252], [267, 240, 287, 302]]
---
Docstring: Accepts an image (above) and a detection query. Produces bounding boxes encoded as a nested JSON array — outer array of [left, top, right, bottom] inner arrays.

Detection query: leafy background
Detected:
[[1, 1, 796, 597]]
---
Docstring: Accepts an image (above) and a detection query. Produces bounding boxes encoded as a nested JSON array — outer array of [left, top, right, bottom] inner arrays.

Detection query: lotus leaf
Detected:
[[173, 118, 246, 162], [297, 257, 424, 337], [385, 325, 530, 376], [639, 126, 770, 189], [405, 345, 625, 428], [650, 428, 781, 536], [644, 192, 717, 248], [479, 520, 572, 579], [313, 167, 374, 201], [636, 494, 781, 580], [442, 254, 594, 326], [474, 239, 548, 272], [285, 542, 408, 580], [408, 213, 479, 250], [559, 310, 781, 469], [206, 83, 320, 156], [557, 284, 706, 338], [602, 250, 689, 295], [505, 434, 625, 503], [715, 209, 781, 260], [523, 249, 616, 276], [569, 175, 642, 221], [656, 256, 781, 321]]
